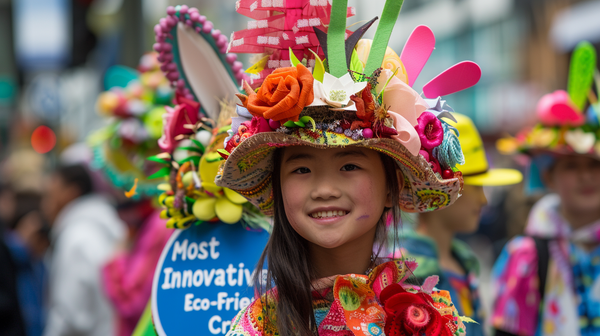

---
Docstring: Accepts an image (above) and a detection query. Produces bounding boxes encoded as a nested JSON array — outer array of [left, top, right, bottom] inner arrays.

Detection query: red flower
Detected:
[[380, 283, 453, 336], [158, 94, 200, 152]]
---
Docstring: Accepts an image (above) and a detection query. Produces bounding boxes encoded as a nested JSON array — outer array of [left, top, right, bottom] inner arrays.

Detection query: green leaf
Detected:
[[327, 0, 349, 77], [568, 41, 597, 111], [364, 0, 405, 76], [350, 49, 364, 75], [147, 155, 170, 164], [308, 49, 325, 82], [178, 146, 203, 153], [148, 167, 171, 180], [289, 47, 302, 67], [283, 120, 297, 127], [177, 155, 201, 167], [191, 139, 206, 153], [294, 121, 306, 127], [299, 116, 316, 131]]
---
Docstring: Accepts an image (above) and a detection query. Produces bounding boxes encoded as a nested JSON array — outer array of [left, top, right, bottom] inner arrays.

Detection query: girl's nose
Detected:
[[310, 176, 342, 200]]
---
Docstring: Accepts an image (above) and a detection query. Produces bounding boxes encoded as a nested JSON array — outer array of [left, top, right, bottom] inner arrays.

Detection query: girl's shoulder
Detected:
[[368, 260, 468, 336], [226, 260, 468, 336]]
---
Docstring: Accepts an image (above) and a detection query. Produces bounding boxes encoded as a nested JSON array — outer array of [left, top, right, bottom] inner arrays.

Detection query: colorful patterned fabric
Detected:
[[226, 260, 467, 335], [491, 194, 600, 336], [401, 231, 485, 336]]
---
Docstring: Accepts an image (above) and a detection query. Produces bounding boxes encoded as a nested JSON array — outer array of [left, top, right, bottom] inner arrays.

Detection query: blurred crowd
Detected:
[[0, 120, 171, 336], [1, 0, 600, 336]]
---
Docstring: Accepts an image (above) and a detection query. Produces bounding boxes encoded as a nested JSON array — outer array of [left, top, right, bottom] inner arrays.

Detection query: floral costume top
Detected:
[[401, 231, 485, 336], [227, 260, 468, 335], [491, 194, 600, 336]]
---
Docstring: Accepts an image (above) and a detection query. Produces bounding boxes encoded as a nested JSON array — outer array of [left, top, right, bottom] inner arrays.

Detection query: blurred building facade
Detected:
[[1, 0, 599, 157]]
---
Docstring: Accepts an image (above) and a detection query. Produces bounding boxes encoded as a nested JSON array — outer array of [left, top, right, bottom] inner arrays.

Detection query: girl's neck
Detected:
[[309, 227, 376, 279], [417, 216, 464, 275]]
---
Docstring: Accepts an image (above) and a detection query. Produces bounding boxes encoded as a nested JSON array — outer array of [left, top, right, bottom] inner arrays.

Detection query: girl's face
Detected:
[[545, 155, 600, 214], [280, 146, 392, 249]]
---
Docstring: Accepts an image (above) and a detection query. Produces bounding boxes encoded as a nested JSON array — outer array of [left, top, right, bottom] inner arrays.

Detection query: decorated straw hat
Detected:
[[498, 41, 600, 158], [146, 5, 269, 230], [214, 0, 482, 215], [497, 41, 598, 192], [88, 52, 174, 197], [448, 113, 522, 186]]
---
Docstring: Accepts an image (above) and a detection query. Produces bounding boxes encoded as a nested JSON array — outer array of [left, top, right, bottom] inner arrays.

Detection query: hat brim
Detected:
[[463, 168, 523, 186], [215, 129, 463, 215]]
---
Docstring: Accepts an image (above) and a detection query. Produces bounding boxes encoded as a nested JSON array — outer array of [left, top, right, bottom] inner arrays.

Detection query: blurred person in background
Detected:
[[0, 184, 27, 336], [4, 192, 49, 336], [42, 164, 125, 336], [491, 42, 600, 336], [400, 113, 523, 336], [1, 146, 50, 336], [101, 197, 171, 336]]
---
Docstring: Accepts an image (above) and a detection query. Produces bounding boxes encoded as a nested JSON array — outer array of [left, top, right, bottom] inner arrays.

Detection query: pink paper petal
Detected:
[[399, 25, 436, 87], [422, 61, 481, 99], [388, 111, 421, 156], [421, 275, 439, 294], [376, 70, 428, 126]]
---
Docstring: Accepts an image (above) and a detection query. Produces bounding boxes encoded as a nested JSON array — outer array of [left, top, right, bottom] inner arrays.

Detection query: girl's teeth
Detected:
[[310, 211, 347, 218]]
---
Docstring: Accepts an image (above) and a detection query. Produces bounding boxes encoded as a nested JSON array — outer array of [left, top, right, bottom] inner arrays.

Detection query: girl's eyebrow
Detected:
[[333, 149, 368, 159], [284, 153, 314, 163]]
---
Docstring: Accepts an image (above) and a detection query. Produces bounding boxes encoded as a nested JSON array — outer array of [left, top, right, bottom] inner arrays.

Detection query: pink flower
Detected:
[[158, 94, 200, 152], [415, 112, 444, 150]]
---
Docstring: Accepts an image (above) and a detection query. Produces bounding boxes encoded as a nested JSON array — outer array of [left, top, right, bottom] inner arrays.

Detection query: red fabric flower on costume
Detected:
[[158, 94, 200, 152], [415, 112, 444, 150], [380, 283, 453, 336]]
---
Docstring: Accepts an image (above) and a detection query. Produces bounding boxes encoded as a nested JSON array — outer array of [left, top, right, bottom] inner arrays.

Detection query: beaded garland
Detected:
[[152, 5, 248, 103]]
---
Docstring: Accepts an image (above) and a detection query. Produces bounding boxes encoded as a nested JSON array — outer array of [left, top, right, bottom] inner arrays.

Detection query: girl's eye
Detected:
[[293, 167, 311, 174], [341, 164, 360, 171]]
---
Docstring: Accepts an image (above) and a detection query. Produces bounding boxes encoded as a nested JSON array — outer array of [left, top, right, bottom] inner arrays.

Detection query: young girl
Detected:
[[491, 41, 600, 336], [212, 1, 482, 334]]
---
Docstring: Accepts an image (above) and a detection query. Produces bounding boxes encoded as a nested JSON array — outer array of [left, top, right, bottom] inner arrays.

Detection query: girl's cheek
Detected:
[[351, 176, 383, 210], [282, 179, 308, 210]]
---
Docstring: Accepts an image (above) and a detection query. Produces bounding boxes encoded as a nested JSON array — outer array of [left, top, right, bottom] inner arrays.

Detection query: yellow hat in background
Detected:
[[448, 114, 523, 186]]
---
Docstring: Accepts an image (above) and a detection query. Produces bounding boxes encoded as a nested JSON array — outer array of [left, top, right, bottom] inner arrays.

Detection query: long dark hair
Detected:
[[253, 148, 402, 335]]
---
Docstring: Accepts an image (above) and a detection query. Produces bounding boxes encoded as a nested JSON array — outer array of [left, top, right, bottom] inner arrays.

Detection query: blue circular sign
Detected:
[[152, 223, 269, 335]]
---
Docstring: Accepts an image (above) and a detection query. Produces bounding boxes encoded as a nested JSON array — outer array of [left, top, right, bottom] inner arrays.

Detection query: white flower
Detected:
[[310, 72, 368, 109], [565, 129, 596, 154]]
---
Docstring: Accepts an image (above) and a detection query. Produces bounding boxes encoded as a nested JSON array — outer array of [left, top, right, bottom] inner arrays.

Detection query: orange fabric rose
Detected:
[[238, 63, 314, 122]]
